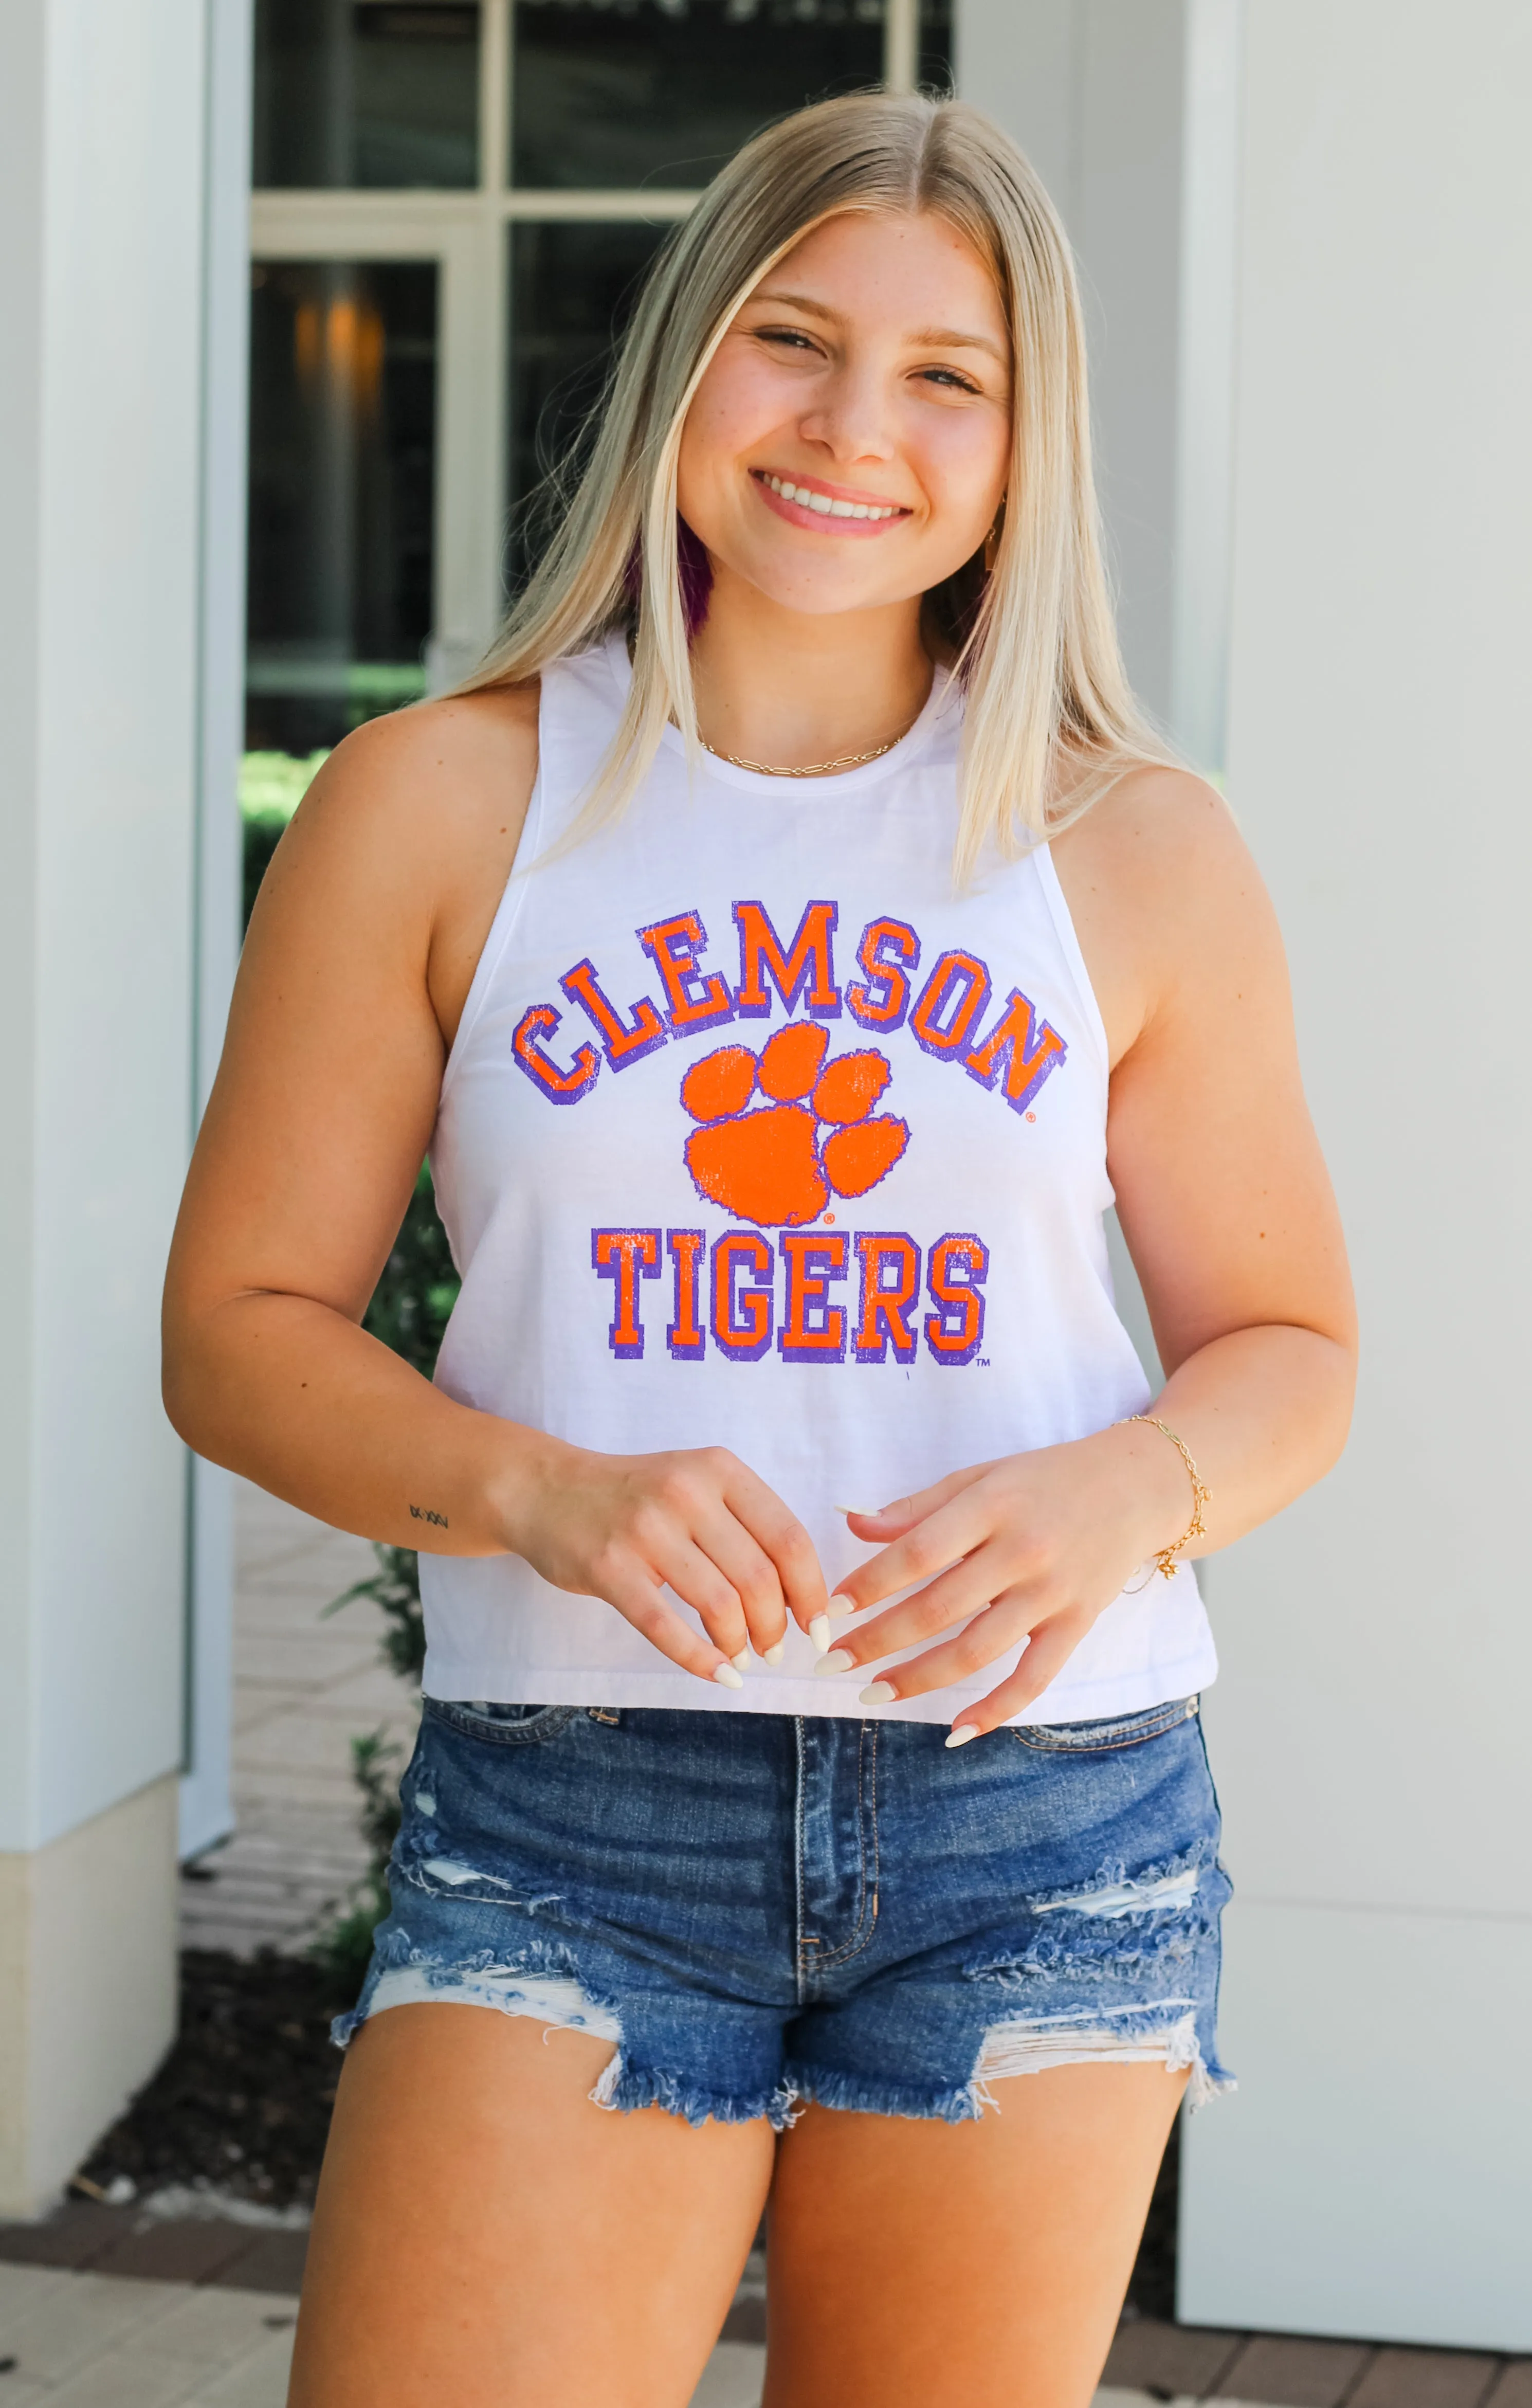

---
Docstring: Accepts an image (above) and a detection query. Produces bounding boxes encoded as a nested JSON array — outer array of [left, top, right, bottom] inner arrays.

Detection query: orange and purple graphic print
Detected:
[[507, 896, 1060, 1370], [681, 1023, 908, 1229]]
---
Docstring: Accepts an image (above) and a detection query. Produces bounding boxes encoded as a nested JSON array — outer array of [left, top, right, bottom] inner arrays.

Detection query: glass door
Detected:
[[246, 0, 953, 776]]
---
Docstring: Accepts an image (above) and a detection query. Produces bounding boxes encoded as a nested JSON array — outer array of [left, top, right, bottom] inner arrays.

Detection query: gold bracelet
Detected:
[[1123, 1415, 1211, 1579]]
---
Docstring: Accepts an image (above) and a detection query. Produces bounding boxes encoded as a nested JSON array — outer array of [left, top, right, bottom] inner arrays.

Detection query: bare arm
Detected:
[[824, 768, 1358, 1731], [163, 691, 828, 1683]]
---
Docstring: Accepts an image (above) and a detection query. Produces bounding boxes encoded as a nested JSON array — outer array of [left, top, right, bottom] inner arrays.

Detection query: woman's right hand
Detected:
[[498, 1437, 832, 1687]]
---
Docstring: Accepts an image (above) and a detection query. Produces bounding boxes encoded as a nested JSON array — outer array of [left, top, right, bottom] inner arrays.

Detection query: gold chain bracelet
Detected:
[[1122, 1415, 1211, 1579]]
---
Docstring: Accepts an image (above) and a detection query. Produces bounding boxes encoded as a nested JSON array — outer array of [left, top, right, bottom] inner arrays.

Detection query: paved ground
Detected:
[[180, 1482, 415, 1956], [0, 2262, 778, 2405], [0, 2258, 1285, 2408]]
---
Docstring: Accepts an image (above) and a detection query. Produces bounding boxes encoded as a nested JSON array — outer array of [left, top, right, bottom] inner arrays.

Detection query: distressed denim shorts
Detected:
[[335, 1696, 1234, 2125]]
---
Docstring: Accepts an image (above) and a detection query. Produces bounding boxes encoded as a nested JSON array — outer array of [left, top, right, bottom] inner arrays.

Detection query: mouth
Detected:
[[750, 467, 913, 537]]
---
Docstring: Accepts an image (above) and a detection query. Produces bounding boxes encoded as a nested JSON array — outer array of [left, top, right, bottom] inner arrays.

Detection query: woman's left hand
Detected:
[[823, 1423, 1191, 1739]]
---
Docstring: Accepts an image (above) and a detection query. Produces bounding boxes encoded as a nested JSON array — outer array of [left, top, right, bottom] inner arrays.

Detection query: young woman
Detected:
[[165, 93, 1355, 2408]]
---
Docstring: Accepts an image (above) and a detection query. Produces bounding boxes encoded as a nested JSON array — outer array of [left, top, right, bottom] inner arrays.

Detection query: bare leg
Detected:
[[764, 2063, 1187, 2408], [288, 2005, 775, 2408]]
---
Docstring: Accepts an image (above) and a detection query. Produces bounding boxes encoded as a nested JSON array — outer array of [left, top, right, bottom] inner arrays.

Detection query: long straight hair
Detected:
[[458, 92, 1175, 883]]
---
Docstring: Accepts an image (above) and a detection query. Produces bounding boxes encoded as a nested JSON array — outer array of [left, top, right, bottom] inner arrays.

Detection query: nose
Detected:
[[796, 360, 898, 469]]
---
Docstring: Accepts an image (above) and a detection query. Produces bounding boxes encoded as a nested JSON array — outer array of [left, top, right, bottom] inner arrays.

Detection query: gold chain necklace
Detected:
[[698, 720, 917, 778]]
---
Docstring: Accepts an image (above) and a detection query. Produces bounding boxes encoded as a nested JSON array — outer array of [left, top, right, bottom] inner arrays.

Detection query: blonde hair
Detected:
[[459, 90, 1175, 883]]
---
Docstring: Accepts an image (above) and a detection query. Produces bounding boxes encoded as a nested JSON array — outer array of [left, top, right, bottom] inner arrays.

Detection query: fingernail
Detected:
[[762, 1639, 785, 1667], [828, 1599, 856, 1619], [809, 1614, 832, 1654], [944, 1723, 980, 1748], [859, 1681, 896, 1705], [713, 1663, 744, 1690], [731, 1648, 751, 1673], [834, 1502, 871, 1518], [813, 1649, 855, 1679]]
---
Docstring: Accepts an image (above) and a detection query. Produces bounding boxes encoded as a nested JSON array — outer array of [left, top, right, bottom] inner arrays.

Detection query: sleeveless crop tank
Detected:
[[421, 634, 1218, 1725]]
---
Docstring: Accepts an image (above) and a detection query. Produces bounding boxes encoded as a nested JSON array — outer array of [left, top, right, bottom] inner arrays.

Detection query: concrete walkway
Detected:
[[0, 2260, 1229, 2408], [181, 1482, 416, 1955]]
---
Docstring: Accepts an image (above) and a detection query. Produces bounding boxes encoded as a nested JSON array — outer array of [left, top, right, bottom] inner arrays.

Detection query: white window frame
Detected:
[[248, 0, 925, 679]]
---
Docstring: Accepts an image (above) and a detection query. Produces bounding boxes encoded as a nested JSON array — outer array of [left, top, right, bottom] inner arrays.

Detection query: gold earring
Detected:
[[983, 505, 1005, 576]]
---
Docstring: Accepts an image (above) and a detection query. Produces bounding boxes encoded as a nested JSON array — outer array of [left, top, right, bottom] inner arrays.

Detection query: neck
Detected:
[[687, 565, 933, 772]]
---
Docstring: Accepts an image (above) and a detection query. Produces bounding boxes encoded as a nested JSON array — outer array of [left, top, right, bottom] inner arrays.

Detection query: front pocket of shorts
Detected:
[[422, 1698, 580, 1748], [1011, 1695, 1200, 1754]]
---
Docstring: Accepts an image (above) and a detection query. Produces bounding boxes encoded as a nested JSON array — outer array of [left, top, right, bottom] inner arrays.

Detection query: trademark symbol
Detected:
[[1025, 1110, 1036, 1122], [977, 1357, 991, 1368]]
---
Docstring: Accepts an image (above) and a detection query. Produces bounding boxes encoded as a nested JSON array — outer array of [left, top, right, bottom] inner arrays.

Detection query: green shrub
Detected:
[[240, 749, 329, 931]]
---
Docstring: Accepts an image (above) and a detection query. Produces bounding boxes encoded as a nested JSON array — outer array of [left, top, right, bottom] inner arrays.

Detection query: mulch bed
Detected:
[[77, 1949, 344, 2213]]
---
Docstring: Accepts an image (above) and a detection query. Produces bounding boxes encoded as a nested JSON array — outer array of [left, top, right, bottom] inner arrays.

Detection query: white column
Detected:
[[1178, 0, 1532, 2348], [0, 0, 239, 2216], [954, 0, 1242, 772], [180, 0, 253, 1864]]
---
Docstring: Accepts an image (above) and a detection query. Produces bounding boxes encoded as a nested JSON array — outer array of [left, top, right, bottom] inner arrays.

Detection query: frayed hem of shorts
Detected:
[[785, 2063, 987, 2125], [968, 2005, 1235, 2114], [591, 2053, 800, 2131], [330, 1954, 624, 2053]]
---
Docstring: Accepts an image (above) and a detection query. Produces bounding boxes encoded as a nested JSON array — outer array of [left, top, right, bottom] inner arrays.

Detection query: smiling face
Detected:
[[675, 208, 1013, 622]]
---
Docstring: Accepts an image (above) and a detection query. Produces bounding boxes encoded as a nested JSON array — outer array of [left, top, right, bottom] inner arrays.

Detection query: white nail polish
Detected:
[[809, 1613, 832, 1654], [828, 1599, 856, 1619], [713, 1663, 744, 1690], [944, 1724, 980, 1748], [833, 1502, 869, 1517], [860, 1681, 896, 1705], [763, 1639, 785, 1667], [731, 1648, 751, 1672], [813, 1648, 855, 1678]]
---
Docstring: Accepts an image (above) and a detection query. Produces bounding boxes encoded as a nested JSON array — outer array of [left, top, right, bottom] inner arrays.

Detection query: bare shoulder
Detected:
[[270, 680, 539, 908], [1049, 762, 1286, 1065], [250, 681, 540, 1042]]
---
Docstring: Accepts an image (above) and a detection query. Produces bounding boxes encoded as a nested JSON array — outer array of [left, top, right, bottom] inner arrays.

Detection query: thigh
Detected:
[[289, 2004, 775, 2408], [763, 2061, 1186, 2408]]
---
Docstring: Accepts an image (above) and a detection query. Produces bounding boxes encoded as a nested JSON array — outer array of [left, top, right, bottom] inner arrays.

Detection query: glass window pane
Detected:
[[510, 0, 885, 191], [254, 0, 480, 191], [246, 261, 438, 753], [919, 0, 953, 90], [505, 221, 670, 588]]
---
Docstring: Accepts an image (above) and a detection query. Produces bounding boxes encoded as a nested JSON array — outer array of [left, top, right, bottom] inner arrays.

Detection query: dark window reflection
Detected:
[[510, 0, 886, 190], [246, 261, 438, 752], [506, 221, 670, 588], [918, 0, 953, 90], [254, 0, 480, 190]]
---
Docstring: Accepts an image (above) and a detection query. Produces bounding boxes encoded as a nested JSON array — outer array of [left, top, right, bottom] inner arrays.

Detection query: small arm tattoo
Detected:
[[409, 1504, 449, 1529]]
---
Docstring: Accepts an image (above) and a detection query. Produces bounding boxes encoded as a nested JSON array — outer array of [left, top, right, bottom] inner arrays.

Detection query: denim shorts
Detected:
[[336, 1697, 1234, 2125]]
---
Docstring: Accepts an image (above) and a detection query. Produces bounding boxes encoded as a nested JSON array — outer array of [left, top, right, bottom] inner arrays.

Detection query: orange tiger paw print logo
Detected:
[[681, 1023, 909, 1228]]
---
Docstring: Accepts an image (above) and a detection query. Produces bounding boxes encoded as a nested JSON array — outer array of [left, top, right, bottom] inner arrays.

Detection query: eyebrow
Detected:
[[749, 288, 1008, 367]]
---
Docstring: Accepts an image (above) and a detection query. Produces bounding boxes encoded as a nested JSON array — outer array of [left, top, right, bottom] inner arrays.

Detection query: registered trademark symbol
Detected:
[[1025, 1110, 1036, 1122]]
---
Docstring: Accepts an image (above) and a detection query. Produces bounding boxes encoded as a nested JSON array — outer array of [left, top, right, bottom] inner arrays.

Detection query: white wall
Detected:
[[956, 0, 1241, 773], [1179, 0, 1532, 2347], [0, 0, 239, 2210]]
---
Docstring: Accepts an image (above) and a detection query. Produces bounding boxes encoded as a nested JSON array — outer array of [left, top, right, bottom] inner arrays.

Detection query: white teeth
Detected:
[[761, 473, 897, 521]]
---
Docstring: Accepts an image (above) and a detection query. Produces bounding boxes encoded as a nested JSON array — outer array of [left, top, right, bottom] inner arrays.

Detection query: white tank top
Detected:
[[421, 634, 1217, 1725]]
